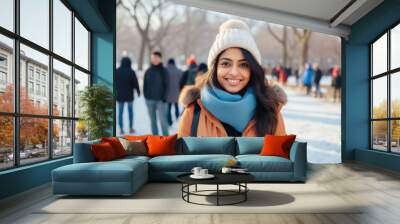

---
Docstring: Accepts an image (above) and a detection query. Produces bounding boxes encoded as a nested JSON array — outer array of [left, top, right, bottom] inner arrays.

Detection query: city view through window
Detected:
[[0, 0, 91, 170]]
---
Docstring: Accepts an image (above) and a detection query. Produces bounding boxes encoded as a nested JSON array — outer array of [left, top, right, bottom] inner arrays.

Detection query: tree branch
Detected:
[[267, 24, 283, 44]]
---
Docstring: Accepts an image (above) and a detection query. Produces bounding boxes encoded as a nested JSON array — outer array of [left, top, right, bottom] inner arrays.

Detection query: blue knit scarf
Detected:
[[200, 85, 257, 132]]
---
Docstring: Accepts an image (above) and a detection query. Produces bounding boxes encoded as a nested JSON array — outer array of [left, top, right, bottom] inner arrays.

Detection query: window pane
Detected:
[[75, 18, 89, 70], [391, 120, 400, 153], [372, 77, 387, 119], [53, 59, 72, 117], [391, 24, 400, 70], [0, 35, 14, 112], [74, 69, 89, 118], [0, 116, 13, 170], [53, 119, 72, 157], [372, 33, 387, 76], [0, 0, 14, 31], [372, 121, 388, 151], [75, 120, 88, 143], [20, 117, 49, 165], [53, 0, 71, 60], [20, 44, 49, 115], [391, 72, 400, 118], [20, 0, 49, 49]]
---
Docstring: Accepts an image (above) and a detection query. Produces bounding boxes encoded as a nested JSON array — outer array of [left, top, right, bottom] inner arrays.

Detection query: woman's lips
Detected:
[[225, 78, 241, 86]]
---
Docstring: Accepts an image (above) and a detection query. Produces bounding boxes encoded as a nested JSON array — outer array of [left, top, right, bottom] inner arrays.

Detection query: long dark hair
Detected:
[[206, 48, 279, 136]]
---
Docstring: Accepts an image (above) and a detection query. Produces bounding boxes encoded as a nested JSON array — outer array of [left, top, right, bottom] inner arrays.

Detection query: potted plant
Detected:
[[79, 84, 113, 140]]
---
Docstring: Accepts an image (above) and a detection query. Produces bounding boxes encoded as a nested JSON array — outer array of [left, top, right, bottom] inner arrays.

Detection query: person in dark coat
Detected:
[[179, 56, 197, 90], [115, 57, 140, 134], [143, 51, 169, 135], [165, 58, 182, 126], [313, 63, 323, 98]]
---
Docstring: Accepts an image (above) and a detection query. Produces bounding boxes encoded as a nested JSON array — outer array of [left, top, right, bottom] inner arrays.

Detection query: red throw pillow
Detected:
[[101, 137, 126, 158], [260, 134, 296, 159], [146, 134, 177, 157], [91, 142, 117, 161]]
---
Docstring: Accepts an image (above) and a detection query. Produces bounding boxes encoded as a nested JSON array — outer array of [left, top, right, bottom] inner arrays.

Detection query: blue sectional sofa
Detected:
[[52, 137, 307, 196]]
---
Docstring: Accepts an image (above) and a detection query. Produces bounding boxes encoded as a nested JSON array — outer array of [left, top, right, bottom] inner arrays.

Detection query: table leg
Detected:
[[245, 183, 247, 201], [217, 184, 219, 206], [187, 184, 190, 202], [195, 184, 197, 192]]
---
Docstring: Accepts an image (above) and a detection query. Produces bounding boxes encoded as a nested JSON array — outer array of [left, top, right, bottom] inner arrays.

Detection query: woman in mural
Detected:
[[178, 19, 287, 137]]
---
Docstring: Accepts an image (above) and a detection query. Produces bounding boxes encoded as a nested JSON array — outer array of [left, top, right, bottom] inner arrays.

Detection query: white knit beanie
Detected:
[[207, 19, 261, 68]]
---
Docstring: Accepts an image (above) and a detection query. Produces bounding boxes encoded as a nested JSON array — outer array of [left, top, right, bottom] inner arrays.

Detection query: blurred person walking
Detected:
[[115, 57, 140, 134], [313, 63, 323, 98], [165, 58, 182, 126], [143, 51, 169, 135], [331, 64, 341, 102], [302, 63, 314, 95], [194, 62, 208, 85], [179, 56, 198, 89]]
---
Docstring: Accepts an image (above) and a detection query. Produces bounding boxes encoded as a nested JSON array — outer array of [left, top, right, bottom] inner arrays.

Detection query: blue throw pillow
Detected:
[[235, 137, 264, 155], [177, 137, 235, 155]]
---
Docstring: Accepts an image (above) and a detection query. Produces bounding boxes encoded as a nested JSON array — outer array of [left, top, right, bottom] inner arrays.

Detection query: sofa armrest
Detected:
[[73, 140, 100, 163], [289, 141, 307, 181]]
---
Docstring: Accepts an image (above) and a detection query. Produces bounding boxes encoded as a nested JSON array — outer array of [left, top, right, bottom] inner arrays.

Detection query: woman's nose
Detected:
[[229, 64, 240, 76]]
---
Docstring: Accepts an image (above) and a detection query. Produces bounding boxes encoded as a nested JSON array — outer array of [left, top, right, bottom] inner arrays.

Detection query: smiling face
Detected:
[[216, 48, 251, 94]]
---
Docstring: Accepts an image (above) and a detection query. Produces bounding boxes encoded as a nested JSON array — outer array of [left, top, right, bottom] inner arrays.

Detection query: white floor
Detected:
[[116, 84, 341, 164]]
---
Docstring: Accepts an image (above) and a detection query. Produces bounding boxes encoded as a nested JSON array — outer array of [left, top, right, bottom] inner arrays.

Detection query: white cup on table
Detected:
[[200, 169, 208, 176], [221, 167, 232, 174], [191, 167, 202, 176]]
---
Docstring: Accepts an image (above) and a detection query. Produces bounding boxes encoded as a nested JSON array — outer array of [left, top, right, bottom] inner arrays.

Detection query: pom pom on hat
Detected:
[[219, 19, 250, 33], [207, 19, 261, 68]]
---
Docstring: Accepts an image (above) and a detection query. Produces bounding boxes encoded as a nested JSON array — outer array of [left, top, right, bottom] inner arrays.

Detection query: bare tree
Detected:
[[292, 28, 312, 69], [178, 8, 209, 60], [267, 24, 291, 67], [117, 0, 163, 70], [147, 3, 177, 56]]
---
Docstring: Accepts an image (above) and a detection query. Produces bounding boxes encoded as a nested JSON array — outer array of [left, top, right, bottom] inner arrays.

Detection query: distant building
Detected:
[[0, 41, 79, 147]]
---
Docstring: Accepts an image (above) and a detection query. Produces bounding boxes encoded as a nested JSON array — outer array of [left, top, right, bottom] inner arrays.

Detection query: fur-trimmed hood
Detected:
[[179, 82, 288, 108]]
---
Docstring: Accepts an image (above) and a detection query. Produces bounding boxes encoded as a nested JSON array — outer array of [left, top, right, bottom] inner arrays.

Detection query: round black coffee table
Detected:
[[177, 173, 255, 206]]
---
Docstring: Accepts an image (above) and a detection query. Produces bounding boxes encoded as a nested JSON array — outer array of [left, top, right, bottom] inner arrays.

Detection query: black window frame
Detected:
[[370, 20, 400, 154], [0, 0, 92, 171]]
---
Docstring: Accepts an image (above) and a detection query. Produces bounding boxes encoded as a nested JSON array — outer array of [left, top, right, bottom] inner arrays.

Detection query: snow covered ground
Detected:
[[282, 88, 341, 164], [116, 83, 341, 164]]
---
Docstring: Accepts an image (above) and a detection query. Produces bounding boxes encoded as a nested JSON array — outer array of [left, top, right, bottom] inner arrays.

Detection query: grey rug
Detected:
[[37, 183, 362, 214]]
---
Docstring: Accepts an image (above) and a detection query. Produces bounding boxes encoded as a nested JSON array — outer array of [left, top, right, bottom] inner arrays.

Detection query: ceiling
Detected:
[[170, 0, 384, 38]]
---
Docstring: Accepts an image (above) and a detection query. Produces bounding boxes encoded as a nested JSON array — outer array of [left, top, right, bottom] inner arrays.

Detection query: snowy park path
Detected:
[[282, 88, 341, 164], [117, 86, 341, 164]]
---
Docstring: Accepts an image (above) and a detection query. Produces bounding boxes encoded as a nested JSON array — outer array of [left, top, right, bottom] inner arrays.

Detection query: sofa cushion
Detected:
[[73, 139, 100, 163], [101, 137, 127, 158], [236, 155, 293, 172], [235, 137, 264, 155], [177, 137, 235, 155], [260, 135, 296, 159], [91, 142, 118, 161], [148, 154, 235, 172], [147, 134, 177, 157], [118, 138, 147, 156], [53, 158, 147, 183]]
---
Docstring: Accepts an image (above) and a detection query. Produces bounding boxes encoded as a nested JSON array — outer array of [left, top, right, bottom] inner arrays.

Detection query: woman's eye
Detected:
[[240, 63, 249, 68], [220, 62, 230, 67]]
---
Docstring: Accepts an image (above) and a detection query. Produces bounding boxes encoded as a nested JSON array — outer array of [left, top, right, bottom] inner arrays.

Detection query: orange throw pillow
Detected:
[[146, 134, 177, 157], [101, 137, 126, 158], [260, 134, 296, 159], [91, 142, 117, 162]]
